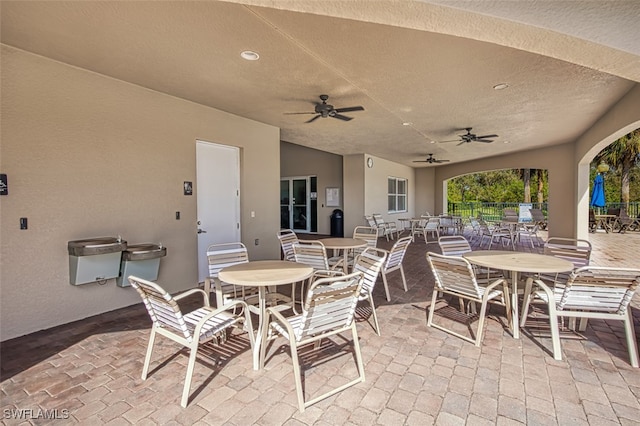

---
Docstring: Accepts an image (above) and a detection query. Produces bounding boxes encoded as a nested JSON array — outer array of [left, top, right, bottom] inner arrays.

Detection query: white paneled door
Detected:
[[196, 141, 241, 282]]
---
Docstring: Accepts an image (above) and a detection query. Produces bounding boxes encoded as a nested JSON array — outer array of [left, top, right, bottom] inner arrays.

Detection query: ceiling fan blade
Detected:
[[332, 114, 353, 121], [412, 160, 428, 163], [284, 112, 316, 115], [457, 141, 468, 146], [335, 106, 364, 113], [305, 115, 322, 123], [476, 134, 498, 139], [475, 139, 494, 143], [438, 139, 460, 143], [435, 159, 450, 163]]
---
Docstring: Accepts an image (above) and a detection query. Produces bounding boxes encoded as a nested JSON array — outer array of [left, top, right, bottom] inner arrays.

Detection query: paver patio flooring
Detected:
[[1, 228, 639, 425]]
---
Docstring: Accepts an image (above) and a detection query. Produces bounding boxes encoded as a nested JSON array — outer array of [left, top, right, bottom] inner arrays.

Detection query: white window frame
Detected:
[[388, 176, 407, 213]]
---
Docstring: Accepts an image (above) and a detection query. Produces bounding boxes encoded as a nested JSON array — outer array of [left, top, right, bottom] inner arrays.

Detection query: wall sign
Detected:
[[326, 187, 340, 207], [183, 181, 193, 195], [0, 174, 7, 195]]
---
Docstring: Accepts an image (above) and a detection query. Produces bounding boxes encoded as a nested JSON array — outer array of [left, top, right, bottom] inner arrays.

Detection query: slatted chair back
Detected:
[[207, 242, 249, 278], [372, 213, 398, 240], [353, 247, 387, 297], [557, 266, 640, 314], [277, 229, 299, 262], [438, 235, 472, 256], [352, 226, 378, 257], [544, 237, 591, 268], [351, 247, 387, 334], [503, 208, 519, 223], [205, 242, 250, 306], [292, 240, 330, 271], [427, 252, 482, 299], [380, 236, 412, 301], [130, 276, 193, 340], [296, 271, 364, 342], [384, 236, 412, 271], [364, 214, 377, 228], [529, 208, 547, 228]]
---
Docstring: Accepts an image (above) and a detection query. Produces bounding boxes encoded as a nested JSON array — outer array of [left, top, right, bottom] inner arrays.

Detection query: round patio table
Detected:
[[319, 237, 367, 272], [463, 251, 574, 339], [219, 260, 313, 370]]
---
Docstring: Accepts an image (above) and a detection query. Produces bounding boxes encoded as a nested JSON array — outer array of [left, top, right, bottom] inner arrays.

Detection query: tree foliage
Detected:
[[448, 169, 548, 203]]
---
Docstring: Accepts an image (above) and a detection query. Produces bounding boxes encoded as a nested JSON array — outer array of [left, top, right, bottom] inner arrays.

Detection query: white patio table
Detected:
[[462, 251, 574, 339], [219, 260, 313, 370]]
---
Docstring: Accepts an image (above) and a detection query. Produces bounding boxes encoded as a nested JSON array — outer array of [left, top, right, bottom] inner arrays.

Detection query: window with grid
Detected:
[[388, 177, 407, 213]]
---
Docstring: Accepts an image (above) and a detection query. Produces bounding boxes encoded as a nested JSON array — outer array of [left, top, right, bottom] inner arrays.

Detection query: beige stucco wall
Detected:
[[345, 154, 416, 237], [414, 167, 436, 216], [363, 154, 416, 231], [280, 141, 343, 235], [0, 47, 280, 341]]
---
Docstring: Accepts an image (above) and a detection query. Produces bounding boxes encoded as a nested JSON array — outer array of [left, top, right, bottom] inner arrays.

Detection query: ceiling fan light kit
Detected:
[[439, 127, 498, 145], [284, 94, 364, 123], [413, 154, 450, 164]]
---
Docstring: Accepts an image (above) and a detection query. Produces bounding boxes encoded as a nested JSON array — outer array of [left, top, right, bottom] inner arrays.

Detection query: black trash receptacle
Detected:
[[330, 209, 344, 237]]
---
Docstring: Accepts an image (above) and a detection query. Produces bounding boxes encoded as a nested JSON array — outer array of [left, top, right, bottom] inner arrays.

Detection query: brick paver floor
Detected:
[[2, 227, 639, 425]]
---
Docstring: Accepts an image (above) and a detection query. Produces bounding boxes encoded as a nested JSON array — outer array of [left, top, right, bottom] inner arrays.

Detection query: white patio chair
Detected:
[[347, 226, 378, 265], [514, 223, 541, 248], [380, 236, 412, 301], [426, 252, 511, 347], [277, 229, 298, 262], [352, 247, 388, 335], [372, 213, 398, 241], [479, 223, 515, 250], [204, 242, 257, 308], [413, 217, 440, 243], [292, 240, 342, 275], [259, 271, 365, 412], [129, 276, 254, 407], [521, 266, 640, 367]]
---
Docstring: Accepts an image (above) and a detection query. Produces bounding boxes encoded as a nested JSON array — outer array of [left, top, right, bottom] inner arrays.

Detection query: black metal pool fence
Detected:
[[447, 201, 640, 222]]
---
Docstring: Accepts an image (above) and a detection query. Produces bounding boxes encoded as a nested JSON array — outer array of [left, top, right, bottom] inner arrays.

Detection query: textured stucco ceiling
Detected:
[[1, 0, 638, 167]]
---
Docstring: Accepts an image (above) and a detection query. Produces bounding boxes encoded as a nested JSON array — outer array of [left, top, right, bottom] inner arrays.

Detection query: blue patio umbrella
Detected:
[[590, 173, 606, 208]]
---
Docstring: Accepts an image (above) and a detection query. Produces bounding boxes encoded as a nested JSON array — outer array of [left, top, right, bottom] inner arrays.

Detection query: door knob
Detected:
[[197, 229, 207, 234]]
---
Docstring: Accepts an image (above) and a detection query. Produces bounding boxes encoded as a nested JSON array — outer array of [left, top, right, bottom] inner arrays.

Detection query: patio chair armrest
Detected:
[[174, 288, 210, 307], [266, 307, 297, 338], [314, 269, 345, 278], [192, 300, 252, 337]]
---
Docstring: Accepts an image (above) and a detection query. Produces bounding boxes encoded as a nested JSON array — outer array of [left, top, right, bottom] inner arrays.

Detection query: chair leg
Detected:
[[351, 323, 366, 382], [181, 344, 199, 407], [624, 310, 639, 368], [427, 289, 439, 327], [548, 305, 562, 361], [399, 265, 408, 292], [141, 328, 157, 380], [381, 272, 391, 302], [520, 278, 534, 327], [368, 298, 381, 336], [290, 338, 306, 412], [474, 298, 489, 347]]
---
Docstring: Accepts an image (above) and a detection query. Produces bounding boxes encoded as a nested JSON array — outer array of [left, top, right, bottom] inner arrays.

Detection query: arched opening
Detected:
[[577, 123, 640, 240]]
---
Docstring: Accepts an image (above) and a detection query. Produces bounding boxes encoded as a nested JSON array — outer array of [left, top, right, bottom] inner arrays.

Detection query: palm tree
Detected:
[[594, 129, 640, 208]]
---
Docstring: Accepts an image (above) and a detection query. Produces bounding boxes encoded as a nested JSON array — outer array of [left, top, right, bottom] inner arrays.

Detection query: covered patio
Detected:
[[2, 231, 639, 424]]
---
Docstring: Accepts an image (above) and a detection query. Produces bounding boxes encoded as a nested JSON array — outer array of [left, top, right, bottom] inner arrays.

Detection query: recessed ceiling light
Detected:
[[429, 140, 436, 144], [240, 50, 260, 61], [493, 83, 509, 90], [503, 140, 511, 144], [402, 122, 412, 126]]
